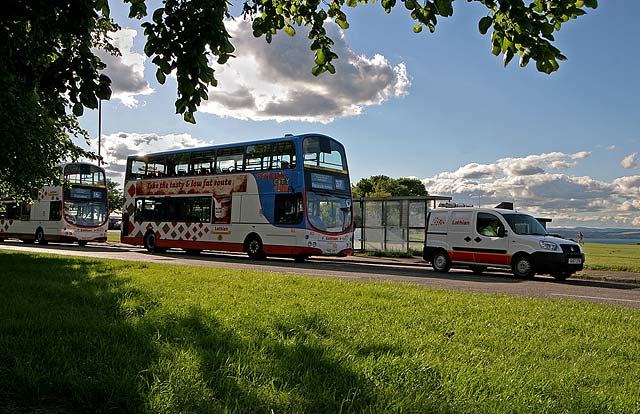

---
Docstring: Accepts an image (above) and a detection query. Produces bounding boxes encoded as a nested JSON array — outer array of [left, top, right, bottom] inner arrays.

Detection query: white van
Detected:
[[423, 207, 584, 280]]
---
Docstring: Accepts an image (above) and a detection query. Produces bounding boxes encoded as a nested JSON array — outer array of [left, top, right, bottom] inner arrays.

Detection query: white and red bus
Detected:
[[0, 163, 108, 245], [121, 133, 353, 260]]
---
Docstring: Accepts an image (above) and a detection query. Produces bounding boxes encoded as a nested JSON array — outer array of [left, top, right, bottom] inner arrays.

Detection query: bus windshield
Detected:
[[303, 136, 347, 172], [64, 200, 107, 227], [501, 213, 548, 236], [306, 192, 352, 233], [64, 186, 108, 227]]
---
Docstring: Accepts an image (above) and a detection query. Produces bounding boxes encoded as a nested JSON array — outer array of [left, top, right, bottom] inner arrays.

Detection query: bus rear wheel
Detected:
[[245, 235, 265, 260], [35, 228, 48, 245], [143, 231, 159, 253], [78, 241, 88, 247]]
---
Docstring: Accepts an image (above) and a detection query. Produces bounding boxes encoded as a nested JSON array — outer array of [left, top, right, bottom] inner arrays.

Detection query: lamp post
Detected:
[[98, 99, 102, 165]]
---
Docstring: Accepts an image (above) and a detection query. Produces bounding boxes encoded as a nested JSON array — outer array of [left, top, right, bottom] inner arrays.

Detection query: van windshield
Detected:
[[500, 213, 548, 236]]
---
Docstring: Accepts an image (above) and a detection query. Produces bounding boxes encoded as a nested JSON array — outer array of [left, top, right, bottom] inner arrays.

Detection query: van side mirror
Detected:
[[497, 227, 506, 238]]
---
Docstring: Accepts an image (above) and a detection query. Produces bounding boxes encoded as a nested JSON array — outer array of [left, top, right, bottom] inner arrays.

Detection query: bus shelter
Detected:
[[353, 195, 452, 254]]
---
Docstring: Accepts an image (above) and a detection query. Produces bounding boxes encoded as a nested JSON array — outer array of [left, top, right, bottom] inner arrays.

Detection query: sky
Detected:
[[79, 1, 640, 228]]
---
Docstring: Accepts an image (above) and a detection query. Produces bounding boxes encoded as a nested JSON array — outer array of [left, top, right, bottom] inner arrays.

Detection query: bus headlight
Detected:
[[539, 240, 559, 251]]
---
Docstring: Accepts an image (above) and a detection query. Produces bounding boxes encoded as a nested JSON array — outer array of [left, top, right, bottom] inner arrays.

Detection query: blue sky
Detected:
[[79, 1, 640, 228]]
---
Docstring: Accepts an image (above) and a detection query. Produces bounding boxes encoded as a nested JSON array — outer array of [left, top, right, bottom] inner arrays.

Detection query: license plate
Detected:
[[568, 258, 582, 264]]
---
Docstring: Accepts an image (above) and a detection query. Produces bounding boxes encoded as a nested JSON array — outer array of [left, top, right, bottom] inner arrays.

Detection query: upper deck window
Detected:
[[303, 136, 347, 172], [216, 147, 245, 173], [64, 164, 106, 186]]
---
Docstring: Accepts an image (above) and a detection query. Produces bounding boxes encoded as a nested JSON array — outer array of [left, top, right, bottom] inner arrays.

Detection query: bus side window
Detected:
[[274, 193, 303, 224], [245, 144, 272, 171], [6, 203, 19, 220], [49, 201, 62, 221], [216, 147, 245, 173], [271, 141, 296, 169], [128, 159, 147, 180], [21, 203, 31, 221]]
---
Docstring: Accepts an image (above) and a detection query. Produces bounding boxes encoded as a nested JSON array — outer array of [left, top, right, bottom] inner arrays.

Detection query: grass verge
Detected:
[[107, 231, 120, 243], [582, 243, 640, 273], [1, 250, 639, 413]]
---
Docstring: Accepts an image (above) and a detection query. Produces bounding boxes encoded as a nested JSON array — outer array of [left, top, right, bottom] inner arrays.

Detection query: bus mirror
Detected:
[[497, 227, 506, 238]]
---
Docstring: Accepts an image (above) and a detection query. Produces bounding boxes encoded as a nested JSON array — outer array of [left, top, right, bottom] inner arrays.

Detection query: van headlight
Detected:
[[539, 240, 559, 251]]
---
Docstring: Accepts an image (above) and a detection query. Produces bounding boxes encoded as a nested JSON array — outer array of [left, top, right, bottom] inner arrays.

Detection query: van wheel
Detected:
[[470, 266, 486, 275], [35, 228, 48, 245], [512, 254, 535, 279], [143, 231, 159, 253], [245, 235, 266, 260], [78, 241, 88, 247], [432, 250, 451, 273], [552, 272, 571, 281]]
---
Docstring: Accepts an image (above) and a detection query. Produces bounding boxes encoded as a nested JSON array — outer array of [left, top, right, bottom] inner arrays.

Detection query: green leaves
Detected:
[[434, 0, 453, 17], [479, 16, 493, 35]]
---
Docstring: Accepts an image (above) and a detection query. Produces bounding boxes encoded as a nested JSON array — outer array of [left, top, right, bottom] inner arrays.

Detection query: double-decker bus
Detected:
[[0, 163, 108, 245], [121, 133, 353, 260]]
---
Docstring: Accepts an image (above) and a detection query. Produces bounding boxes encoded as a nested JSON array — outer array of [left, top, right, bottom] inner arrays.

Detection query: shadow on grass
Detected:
[[0, 251, 451, 413]]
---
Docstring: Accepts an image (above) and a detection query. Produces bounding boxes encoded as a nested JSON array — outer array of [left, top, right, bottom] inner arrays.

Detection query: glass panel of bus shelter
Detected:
[[353, 201, 363, 227], [271, 141, 296, 169], [385, 227, 407, 253], [303, 136, 346, 172], [216, 147, 245, 173], [364, 201, 383, 227], [364, 228, 384, 251], [409, 202, 426, 228], [190, 150, 215, 175], [385, 201, 402, 227], [245, 144, 272, 171], [166, 153, 190, 176]]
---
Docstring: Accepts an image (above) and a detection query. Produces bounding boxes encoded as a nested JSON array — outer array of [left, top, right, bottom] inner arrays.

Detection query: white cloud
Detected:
[[607, 145, 616, 151], [200, 19, 410, 123], [421, 151, 640, 227], [95, 29, 154, 107], [495, 151, 590, 177], [90, 132, 207, 183], [621, 152, 638, 169]]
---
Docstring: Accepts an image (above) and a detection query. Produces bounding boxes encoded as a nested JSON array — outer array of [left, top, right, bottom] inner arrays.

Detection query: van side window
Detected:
[[477, 213, 503, 237]]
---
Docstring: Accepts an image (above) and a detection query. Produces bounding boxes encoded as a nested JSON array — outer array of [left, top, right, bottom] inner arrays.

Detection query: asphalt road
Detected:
[[2, 240, 640, 309]]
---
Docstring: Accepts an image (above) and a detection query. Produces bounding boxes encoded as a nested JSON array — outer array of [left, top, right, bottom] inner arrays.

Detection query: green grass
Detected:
[[107, 231, 120, 243], [1, 250, 640, 413], [583, 242, 640, 273]]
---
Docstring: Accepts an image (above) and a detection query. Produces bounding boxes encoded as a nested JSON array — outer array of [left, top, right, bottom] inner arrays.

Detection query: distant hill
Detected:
[[547, 227, 640, 241]]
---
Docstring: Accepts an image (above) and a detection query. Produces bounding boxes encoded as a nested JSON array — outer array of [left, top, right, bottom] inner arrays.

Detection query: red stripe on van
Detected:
[[449, 251, 474, 262], [474, 252, 511, 266]]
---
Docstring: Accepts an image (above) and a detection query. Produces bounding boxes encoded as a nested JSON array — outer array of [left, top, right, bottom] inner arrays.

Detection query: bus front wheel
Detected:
[[36, 228, 48, 245], [245, 235, 265, 260]]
